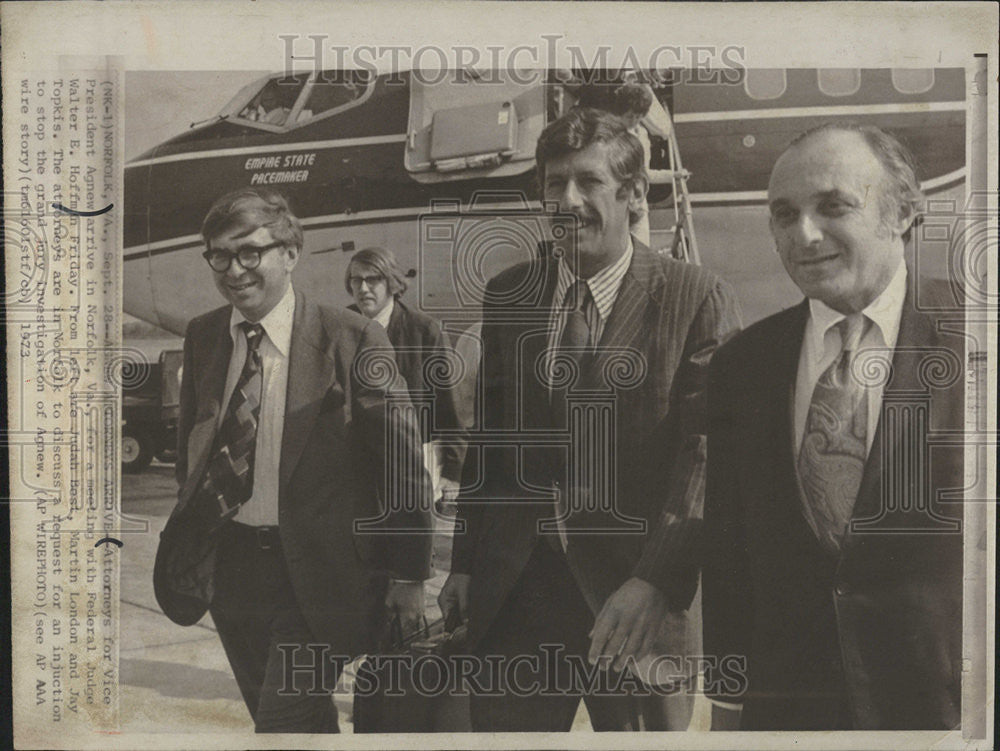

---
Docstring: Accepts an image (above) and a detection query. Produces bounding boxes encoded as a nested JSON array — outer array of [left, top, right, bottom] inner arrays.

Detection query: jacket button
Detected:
[[834, 582, 850, 597]]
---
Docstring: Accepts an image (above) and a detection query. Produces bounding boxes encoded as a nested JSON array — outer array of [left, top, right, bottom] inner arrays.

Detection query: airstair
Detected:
[[633, 84, 701, 265]]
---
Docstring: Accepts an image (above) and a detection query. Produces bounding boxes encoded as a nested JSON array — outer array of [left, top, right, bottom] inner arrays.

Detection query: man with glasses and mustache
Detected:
[[153, 187, 432, 733], [438, 107, 741, 731]]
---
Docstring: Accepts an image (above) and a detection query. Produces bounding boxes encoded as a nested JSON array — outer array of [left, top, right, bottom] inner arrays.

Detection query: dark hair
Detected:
[[201, 187, 303, 251], [535, 107, 647, 225], [611, 82, 653, 119], [789, 123, 925, 242], [345, 246, 408, 297]]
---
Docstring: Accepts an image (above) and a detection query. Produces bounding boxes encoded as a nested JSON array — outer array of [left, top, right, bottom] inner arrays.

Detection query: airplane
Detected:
[[124, 66, 967, 335]]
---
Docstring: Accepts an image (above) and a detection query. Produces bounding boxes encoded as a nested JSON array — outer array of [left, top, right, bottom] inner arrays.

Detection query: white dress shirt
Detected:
[[220, 283, 295, 527], [371, 297, 395, 330], [793, 261, 907, 458]]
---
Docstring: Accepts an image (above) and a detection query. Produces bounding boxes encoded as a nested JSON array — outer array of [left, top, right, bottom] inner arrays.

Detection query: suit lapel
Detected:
[[850, 283, 936, 524], [279, 292, 337, 494], [180, 311, 233, 505], [525, 259, 560, 422], [386, 299, 405, 344], [589, 240, 659, 382], [776, 302, 811, 508]]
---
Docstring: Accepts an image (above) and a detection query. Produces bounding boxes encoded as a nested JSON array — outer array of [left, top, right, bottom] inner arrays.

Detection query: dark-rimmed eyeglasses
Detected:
[[348, 273, 385, 289], [203, 241, 284, 272]]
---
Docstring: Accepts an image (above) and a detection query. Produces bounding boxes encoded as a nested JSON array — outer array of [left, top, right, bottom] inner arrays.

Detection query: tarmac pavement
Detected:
[[119, 463, 479, 735], [118, 463, 708, 735]]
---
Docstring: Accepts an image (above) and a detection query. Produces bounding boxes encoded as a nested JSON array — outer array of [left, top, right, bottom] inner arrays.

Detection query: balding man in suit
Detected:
[[703, 124, 964, 730]]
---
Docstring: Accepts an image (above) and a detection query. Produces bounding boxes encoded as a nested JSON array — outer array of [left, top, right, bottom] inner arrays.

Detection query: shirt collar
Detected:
[[806, 260, 907, 356], [229, 282, 295, 357], [555, 237, 634, 321], [372, 297, 395, 329]]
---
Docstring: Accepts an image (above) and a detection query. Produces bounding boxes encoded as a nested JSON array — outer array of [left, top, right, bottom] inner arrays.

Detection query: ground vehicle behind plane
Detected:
[[122, 349, 183, 473]]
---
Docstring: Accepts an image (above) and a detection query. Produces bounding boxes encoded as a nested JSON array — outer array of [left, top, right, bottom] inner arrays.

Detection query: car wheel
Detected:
[[122, 425, 154, 473]]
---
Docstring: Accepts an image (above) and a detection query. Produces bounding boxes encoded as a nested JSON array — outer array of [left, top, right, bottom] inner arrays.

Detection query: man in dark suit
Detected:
[[438, 107, 742, 731], [703, 124, 964, 730], [153, 188, 432, 732]]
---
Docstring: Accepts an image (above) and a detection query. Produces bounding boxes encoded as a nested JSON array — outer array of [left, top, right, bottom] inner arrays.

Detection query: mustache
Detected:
[[556, 212, 598, 230]]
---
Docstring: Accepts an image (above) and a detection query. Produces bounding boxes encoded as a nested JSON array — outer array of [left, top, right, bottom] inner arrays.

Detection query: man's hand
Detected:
[[385, 580, 425, 641], [588, 577, 666, 672], [437, 573, 471, 625]]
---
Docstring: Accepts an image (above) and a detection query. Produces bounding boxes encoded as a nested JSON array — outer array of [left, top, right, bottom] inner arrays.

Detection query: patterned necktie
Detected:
[[797, 313, 871, 553], [200, 321, 265, 522]]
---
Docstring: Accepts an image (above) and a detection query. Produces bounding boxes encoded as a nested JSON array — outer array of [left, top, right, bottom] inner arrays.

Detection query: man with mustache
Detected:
[[154, 187, 432, 732], [438, 107, 741, 730], [703, 124, 965, 729]]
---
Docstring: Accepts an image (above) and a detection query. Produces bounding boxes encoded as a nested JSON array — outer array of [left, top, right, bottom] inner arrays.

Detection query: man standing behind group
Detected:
[[439, 108, 741, 731], [154, 188, 432, 732], [346, 246, 467, 504], [703, 124, 964, 730]]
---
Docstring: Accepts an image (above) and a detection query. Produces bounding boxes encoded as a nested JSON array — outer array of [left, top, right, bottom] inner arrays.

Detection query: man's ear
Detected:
[[284, 244, 301, 273], [893, 201, 918, 239]]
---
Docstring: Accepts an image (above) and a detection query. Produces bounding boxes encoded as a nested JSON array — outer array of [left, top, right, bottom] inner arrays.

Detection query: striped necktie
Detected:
[[200, 321, 265, 522], [797, 313, 871, 553]]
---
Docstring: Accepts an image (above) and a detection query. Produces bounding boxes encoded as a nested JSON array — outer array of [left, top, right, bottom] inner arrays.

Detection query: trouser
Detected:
[[469, 540, 684, 732], [209, 522, 341, 733]]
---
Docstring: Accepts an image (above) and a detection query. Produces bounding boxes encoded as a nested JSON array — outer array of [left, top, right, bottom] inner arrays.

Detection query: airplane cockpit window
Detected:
[[292, 70, 372, 125], [236, 74, 310, 128], [892, 68, 936, 95], [817, 69, 861, 97], [744, 69, 786, 100]]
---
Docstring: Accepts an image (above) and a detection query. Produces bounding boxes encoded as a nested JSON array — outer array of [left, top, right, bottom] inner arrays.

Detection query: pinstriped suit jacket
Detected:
[[452, 239, 742, 649]]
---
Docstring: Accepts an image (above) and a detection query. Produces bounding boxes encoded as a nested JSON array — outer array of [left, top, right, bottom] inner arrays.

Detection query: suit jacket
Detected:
[[702, 277, 964, 729], [154, 291, 432, 661], [453, 239, 742, 652], [348, 298, 468, 483]]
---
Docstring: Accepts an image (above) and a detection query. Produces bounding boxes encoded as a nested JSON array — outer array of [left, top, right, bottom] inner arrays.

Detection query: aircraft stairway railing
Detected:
[[642, 85, 700, 266]]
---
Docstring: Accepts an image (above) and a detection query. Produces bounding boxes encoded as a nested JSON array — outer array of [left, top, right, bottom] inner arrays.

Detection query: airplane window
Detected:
[[744, 69, 786, 100], [892, 69, 935, 95], [238, 74, 310, 127], [817, 69, 861, 97], [295, 71, 370, 124]]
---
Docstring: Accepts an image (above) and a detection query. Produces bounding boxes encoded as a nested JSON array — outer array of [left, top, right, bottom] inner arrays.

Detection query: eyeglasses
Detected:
[[203, 241, 283, 272], [348, 273, 385, 289]]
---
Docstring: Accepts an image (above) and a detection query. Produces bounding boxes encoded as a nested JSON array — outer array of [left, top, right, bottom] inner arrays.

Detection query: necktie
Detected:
[[199, 321, 265, 522], [558, 279, 593, 366], [547, 280, 593, 552], [797, 313, 871, 553]]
